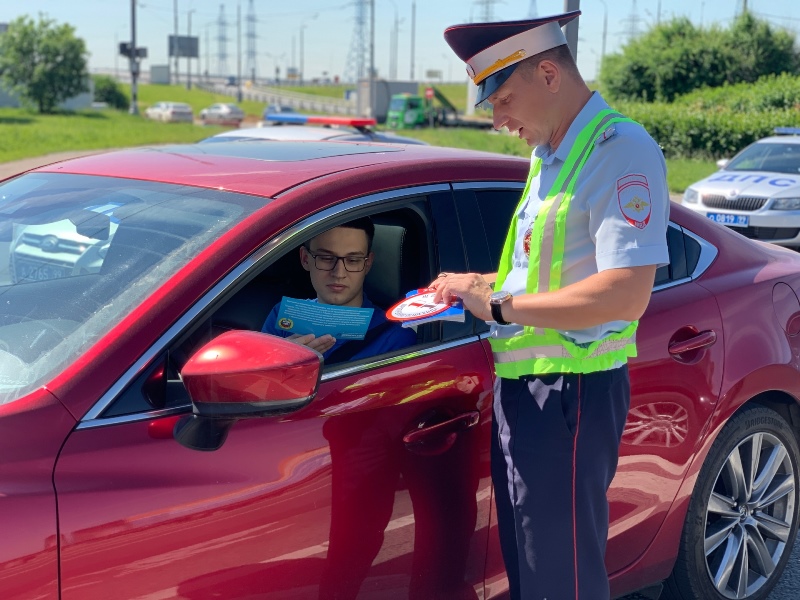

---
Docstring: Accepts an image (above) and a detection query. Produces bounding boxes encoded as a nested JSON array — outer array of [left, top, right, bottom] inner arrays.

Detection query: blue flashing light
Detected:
[[773, 127, 800, 136], [266, 114, 309, 124]]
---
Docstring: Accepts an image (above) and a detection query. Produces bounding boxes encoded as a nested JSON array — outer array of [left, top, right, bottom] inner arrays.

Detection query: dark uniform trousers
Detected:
[[491, 366, 630, 600]]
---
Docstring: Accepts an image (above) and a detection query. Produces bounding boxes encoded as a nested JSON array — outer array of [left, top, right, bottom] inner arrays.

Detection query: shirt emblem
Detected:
[[617, 174, 652, 229], [523, 224, 532, 257]]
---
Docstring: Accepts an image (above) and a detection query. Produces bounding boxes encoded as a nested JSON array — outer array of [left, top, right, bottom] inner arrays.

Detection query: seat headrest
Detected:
[[365, 223, 409, 309]]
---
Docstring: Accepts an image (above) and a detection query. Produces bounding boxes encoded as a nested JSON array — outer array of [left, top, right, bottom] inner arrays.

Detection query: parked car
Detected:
[[683, 127, 800, 247], [144, 101, 194, 123], [199, 102, 245, 126], [1, 140, 800, 600], [202, 114, 428, 145], [262, 103, 300, 120]]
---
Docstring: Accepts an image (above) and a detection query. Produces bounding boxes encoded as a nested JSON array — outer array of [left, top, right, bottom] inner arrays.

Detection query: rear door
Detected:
[[53, 187, 496, 599]]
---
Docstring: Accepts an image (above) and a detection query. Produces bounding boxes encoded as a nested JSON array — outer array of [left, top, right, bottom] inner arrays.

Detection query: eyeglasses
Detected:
[[305, 250, 369, 272]]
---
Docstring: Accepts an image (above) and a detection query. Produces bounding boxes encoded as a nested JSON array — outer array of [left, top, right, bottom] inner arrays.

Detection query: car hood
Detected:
[[691, 170, 800, 197]]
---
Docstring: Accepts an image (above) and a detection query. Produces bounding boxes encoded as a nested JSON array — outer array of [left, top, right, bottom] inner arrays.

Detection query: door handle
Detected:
[[668, 330, 717, 356], [403, 410, 480, 446]]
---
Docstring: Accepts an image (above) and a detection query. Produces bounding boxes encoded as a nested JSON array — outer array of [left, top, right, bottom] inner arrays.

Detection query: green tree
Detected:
[[0, 15, 89, 113], [725, 12, 798, 83], [92, 75, 129, 111], [600, 13, 798, 103]]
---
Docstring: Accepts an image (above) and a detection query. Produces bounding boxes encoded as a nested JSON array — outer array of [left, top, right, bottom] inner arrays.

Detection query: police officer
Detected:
[[431, 11, 670, 600]]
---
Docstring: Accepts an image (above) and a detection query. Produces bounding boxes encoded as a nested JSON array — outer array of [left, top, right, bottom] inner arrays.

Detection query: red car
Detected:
[[1, 140, 799, 600]]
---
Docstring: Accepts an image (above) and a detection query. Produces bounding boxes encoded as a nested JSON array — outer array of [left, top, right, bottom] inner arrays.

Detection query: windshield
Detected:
[[726, 142, 800, 174], [389, 98, 406, 111], [0, 173, 265, 404]]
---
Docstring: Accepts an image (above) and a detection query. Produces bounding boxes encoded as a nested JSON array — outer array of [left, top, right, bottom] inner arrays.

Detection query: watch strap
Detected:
[[491, 300, 510, 325]]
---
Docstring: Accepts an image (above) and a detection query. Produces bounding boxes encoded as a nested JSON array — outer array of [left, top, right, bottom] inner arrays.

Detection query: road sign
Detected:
[[425, 87, 434, 100]]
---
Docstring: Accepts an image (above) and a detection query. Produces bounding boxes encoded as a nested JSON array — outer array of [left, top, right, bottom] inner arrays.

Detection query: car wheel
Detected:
[[664, 405, 800, 600]]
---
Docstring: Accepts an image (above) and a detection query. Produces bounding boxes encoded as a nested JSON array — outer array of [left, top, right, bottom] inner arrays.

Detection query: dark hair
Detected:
[[307, 216, 375, 250], [340, 216, 375, 250]]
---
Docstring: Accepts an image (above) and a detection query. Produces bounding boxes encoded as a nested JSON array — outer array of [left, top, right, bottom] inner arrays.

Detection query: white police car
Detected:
[[682, 127, 800, 247]]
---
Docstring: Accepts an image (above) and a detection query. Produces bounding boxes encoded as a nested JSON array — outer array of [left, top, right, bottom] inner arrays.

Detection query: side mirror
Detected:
[[175, 331, 322, 451], [716, 158, 730, 169]]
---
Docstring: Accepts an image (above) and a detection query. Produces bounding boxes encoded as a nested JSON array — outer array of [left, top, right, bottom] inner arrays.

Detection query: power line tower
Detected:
[[244, 0, 257, 83], [474, 0, 501, 22], [344, 0, 368, 83], [216, 4, 229, 78], [622, 0, 642, 43], [528, 0, 538, 18], [736, 0, 749, 15]]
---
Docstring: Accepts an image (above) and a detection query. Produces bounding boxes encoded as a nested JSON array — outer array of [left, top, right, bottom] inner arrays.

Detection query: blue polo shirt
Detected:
[[261, 295, 417, 362], [496, 91, 670, 345]]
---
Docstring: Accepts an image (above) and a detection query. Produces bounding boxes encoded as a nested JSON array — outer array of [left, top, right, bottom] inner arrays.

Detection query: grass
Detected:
[[0, 107, 225, 163], [133, 84, 268, 119], [1, 82, 717, 193]]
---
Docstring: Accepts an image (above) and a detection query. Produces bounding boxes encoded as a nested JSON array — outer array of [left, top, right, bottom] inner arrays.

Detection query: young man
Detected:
[[433, 11, 670, 600], [262, 217, 416, 363]]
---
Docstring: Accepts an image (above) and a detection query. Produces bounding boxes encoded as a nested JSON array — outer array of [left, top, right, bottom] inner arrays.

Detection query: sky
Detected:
[[2, 0, 799, 85]]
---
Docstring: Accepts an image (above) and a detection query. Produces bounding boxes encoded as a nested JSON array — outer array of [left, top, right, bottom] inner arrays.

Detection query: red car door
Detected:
[[53, 346, 493, 600], [53, 192, 495, 599], [607, 227, 724, 578]]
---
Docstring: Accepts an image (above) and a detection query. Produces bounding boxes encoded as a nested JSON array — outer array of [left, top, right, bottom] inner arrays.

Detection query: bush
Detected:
[[615, 100, 800, 159], [93, 75, 129, 110], [601, 13, 799, 103]]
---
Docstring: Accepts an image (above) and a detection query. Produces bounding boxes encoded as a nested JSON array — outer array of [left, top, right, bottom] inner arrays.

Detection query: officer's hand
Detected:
[[287, 333, 336, 354], [429, 272, 494, 322]]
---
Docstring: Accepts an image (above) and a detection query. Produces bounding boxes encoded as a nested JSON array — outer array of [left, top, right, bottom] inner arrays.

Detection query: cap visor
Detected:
[[475, 63, 519, 106]]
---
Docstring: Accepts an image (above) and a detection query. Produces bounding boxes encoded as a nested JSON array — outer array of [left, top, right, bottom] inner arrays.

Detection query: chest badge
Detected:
[[617, 174, 653, 229], [523, 225, 532, 257]]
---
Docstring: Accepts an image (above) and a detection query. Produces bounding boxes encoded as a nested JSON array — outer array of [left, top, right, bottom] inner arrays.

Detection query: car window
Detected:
[[0, 173, 264, 404], [103, 196, 457, 418], [727, 142, 800, 174]]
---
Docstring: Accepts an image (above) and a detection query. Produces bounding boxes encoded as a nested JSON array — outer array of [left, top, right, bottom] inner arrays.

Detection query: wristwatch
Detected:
[[489, 290, 513, 325]]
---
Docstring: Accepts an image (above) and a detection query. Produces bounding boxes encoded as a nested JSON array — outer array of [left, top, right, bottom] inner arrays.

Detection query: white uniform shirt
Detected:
[[494, 92, 670, 345]]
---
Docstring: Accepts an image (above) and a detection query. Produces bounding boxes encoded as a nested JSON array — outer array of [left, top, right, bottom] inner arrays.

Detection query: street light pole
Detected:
[[369, 0, 375, 118], [173, 0, 179, 84], [300, 25, 305, 85], [410, 0, 416, 80], [563, 0, 580, 59], [598, 0, 607, 69], [187, 9, 195, 90], [130, 0, 139, 115], [237, 1, 242, 102]]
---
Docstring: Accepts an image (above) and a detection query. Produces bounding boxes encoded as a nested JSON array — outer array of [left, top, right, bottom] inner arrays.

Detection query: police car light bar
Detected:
[[266, 114, 377, 128], [773, 127, 800, 136]]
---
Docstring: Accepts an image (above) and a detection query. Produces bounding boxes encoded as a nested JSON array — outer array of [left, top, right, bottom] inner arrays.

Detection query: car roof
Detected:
[[29, 140, 527, 199], [209, 125, 343, 141], [755, 135, 800, 145], [203, 125, 427, 145]]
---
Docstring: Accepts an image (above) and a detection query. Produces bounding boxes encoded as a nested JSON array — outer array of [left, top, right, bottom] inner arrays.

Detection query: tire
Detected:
[[664, 405, 800, 600]]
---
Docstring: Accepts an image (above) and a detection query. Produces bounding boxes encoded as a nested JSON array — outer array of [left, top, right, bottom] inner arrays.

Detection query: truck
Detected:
[[386, 86, 492, 130]]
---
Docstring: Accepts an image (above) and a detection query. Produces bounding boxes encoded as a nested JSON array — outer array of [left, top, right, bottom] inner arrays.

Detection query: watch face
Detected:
[[490, 291, 511, 303]]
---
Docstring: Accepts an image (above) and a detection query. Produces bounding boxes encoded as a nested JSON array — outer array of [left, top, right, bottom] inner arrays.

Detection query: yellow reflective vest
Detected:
[[489, 109, 639, 377]]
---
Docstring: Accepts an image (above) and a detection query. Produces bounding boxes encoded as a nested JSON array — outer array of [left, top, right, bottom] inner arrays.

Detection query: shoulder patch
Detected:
[[617, 174, 652, 229], [595, 125, 617, 146]]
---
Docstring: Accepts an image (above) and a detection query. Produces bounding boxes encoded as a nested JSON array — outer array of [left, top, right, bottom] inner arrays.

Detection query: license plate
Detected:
[[13, 259, 71, 281], [707, 213, 749, 228]]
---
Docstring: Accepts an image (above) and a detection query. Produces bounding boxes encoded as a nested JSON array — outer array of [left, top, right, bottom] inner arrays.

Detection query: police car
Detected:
[[682, 127, 800, 247], [200, 114, 428, 145]]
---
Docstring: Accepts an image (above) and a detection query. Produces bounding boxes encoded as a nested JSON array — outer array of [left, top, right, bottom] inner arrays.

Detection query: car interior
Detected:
[[104, 206, 439, 417]]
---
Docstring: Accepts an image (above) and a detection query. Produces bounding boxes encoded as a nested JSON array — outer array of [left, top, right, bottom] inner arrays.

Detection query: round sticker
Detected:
[[386, 291, 453, 322]]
